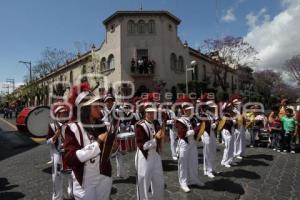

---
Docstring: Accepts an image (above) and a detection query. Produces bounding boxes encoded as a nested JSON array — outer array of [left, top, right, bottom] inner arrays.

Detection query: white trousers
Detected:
[[52, 153, 63, 200], [135, 149, 164, 200], [234, 127, 246, 157], [116, 151, 126, 177], [202, 131, 216, 174], [72, 173, 112, 200], [169, 128, 177, 158], [178, 137, 201, 187], [221, 129, 234, 165]]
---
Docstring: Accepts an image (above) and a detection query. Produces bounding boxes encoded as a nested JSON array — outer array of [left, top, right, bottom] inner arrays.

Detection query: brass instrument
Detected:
[[196, 122, 206, 141], [217, 117, 227, 132]]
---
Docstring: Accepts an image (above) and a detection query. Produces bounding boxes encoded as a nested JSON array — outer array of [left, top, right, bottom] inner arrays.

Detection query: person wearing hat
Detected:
[[231, 96, 246, 160], [219, 102, 235, 168], [196, 95, 218, 178], [135, 102, 165, 200], [101, 94, 129, 179], [64, 91, 112, 200], [47, 103, 73, 200], [175, 96, 204, 193], [119, 104, 138, 132]]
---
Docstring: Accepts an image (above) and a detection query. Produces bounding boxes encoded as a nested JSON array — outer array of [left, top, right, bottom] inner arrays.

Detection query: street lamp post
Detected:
[[19, 61, 32, 83], [185, 60, 197, 95]]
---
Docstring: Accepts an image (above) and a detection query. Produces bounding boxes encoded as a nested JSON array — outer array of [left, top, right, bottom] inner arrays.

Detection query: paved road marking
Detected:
[[0, 117, 18, 131]]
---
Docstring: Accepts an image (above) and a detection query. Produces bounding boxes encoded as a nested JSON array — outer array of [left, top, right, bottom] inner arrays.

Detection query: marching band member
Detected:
[[47, 103, 72, 200], [102, 94, 128, 178], [120, 104, 137, 133], [164, 102, 178, 160], [219, 102, 235, 168], [135, 98, 165, 200], [64, 91, 112, 200], [175, 96, 204, 193], [197, 95, 218, 178], [230, 95, 246, 159]]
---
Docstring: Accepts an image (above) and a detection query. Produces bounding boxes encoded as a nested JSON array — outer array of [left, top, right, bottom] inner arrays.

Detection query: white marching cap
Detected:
[[75, 91, 89, 106]]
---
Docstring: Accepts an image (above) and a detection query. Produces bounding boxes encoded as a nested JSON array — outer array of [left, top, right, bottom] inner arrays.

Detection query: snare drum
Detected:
[[116, 132, 136, 153]]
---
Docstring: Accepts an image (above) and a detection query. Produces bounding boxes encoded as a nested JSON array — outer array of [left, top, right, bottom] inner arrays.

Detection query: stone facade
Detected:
[[27, 10, 246, 106]]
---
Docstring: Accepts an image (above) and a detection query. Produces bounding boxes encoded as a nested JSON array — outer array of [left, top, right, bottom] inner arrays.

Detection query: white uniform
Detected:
[[201, 114, 217, 175], [221, 128, 235, 166], [166, 109, 177, 158], [176, 117, 203, 188], [135, 120, 164, 200], [68, 122, 112, 200], [103, 105, 127, 178], [233, 111, 246, 158], [233, 126, 246, 157], [47, 122, 64, 200]]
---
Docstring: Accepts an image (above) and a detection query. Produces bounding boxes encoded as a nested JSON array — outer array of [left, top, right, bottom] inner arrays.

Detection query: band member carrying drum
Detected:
[[64, 91, 112, 200], [102, 94, 129, 179], [47, 103, 73, 200], [135, 97, 165, 200]]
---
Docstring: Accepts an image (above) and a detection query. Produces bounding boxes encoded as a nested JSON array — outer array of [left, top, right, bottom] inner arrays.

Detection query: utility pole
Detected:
[[6, 79, 15, 92], [2, 83, 10, 94], [19, 61, 32, 83]]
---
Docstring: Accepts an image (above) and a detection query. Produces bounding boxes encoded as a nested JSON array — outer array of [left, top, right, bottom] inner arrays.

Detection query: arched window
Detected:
[[137, 20, 145, 34], [170, 53, 177, 70], [178, 56, 184, 72], [127, 20, 135, 34], [70, 71, 73, 84], [148, 20, 155, 33], [107, 54, 115, 70], [100, 57, 106, 71]]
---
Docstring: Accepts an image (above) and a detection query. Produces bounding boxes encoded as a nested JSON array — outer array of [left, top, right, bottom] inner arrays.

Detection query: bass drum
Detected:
[[16, 106, 53, 138]]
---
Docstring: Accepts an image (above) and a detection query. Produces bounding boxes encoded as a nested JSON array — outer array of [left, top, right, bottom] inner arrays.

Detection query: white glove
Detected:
[[186, 130, 195, 137], [167, 120, 174, 125], [105, 122, 111, 127], [143, 138, 157, 150], [211, 123, 217, 129]]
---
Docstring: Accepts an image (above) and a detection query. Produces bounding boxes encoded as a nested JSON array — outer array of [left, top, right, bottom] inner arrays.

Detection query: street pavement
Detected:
[[0, 117, 300, 200]]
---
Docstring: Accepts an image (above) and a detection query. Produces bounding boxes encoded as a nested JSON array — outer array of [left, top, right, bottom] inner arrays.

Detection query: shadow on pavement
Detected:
[[236, 159, 269, 167], [162, 160, 178, 172], [219, 169, 261, 179], [113, 176, 136, 185], [111, 186, 117, 195], [0, 178, 25, 200], [203, 178, 245, 195], [42, 166, 52, 175], [245, 154, 274, 161], [0, 131, 38, 161]]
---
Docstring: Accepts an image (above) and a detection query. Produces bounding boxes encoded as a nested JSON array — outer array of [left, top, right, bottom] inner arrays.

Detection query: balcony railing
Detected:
[[130, 60, 155, 77]]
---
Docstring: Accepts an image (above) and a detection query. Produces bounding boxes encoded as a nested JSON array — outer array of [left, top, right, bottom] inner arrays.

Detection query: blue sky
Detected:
[[0, 0, 286, 92]]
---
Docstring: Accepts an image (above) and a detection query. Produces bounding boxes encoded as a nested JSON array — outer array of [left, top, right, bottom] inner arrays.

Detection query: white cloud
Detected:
[[245, 8, 269, 29], [244, 0, 300, 82], [222, 8, 236, 23]]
